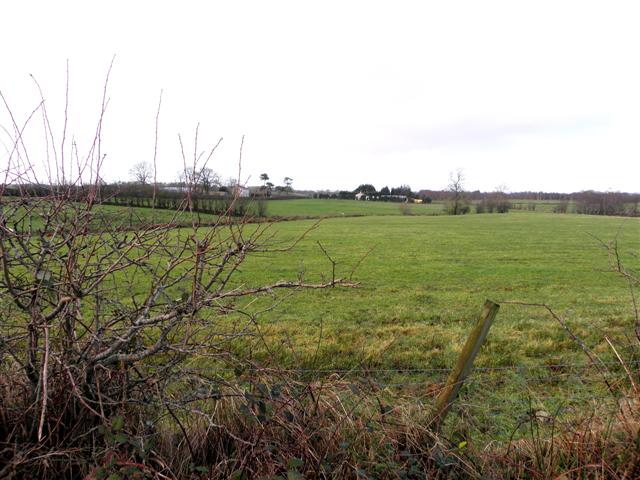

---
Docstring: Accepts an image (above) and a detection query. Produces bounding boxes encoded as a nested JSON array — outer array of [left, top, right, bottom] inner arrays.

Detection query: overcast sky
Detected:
[[2, 1, 639, 192]]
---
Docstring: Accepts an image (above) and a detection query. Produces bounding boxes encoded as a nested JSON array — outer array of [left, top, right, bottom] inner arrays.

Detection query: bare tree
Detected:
[[176, 166, 219, 192], [447, 169, 468, 215], [129, 161, 153, 184], [486, 184, 511, 213], [197, 167, 220, 193]]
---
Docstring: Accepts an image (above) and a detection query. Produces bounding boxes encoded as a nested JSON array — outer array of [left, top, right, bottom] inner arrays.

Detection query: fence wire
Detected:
[[217, 355, 638, 442]]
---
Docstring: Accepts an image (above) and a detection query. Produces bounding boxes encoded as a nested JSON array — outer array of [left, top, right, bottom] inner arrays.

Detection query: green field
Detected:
[[94, 198, 566, 221], [4, 198, 568, 231], [5, 199, 639, 441], [77, 203, 637, 370], [8, 199, 637, 368], [233, 212, 640, 370], [218, 210, 638, 439]]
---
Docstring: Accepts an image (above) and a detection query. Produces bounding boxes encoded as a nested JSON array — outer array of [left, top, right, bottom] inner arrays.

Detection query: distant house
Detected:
[[355, 192, 367, 201]]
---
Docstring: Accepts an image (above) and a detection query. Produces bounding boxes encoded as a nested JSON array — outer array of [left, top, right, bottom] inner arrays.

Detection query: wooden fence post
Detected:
[[432, 299, 500, 430]]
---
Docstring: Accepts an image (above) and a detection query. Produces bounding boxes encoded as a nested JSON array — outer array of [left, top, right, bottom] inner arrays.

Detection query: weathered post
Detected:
[[432, 299, 500, 430]]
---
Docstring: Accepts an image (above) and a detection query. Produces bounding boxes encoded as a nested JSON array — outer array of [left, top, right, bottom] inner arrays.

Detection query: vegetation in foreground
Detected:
[[3, 189, 640, 478]]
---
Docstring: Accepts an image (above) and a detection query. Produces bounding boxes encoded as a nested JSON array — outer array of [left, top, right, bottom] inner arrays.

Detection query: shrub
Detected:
[[255, 198, 268, 217], [446, 201, 470, 215], [553, 200, 569, 213], [0, 74, 353, 478]]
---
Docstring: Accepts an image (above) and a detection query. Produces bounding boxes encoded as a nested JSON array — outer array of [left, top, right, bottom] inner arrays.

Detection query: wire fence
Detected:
[[218, 354, 638, 442]]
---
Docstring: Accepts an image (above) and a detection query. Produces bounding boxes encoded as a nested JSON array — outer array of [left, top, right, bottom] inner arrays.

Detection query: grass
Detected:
[[94, 203, 222, 226], [95, 199, 442, 224], [7, 198, 637, 376], [5, 198, 640, 444], [208, 211, 638, 441], [95, 198, 573, 220], [3, 198, 575, 232], [90, 206, 637, 372], [233, 212, 639, 369]]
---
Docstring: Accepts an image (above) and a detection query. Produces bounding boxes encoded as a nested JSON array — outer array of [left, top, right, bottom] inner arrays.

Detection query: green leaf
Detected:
[[112, 416, 124, 432]]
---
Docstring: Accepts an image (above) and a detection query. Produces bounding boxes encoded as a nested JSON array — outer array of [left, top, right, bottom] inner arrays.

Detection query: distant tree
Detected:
[[177, 167, 219, 193], [380, 186, 390, 196], [478, 184, 511, 214], [260, 173, 269, 186], [283, 176, 293, 192], [197, 167, 220, 193], [553, 200, 569, 214], [354, 184, 377, 196], [129, 161, 153, 185], [446, 169, 468, 215], [391, 185, 412, 197], [574, 191, 628, 216], [177, 168, 195, 186], [491, 184, 511, 213]]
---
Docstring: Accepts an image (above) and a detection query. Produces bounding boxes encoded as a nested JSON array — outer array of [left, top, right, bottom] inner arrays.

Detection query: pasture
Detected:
[[4, 198, 639, 442], [223, 210, 640, 440], [8, 198, 637, 368], [232, 211, 639, 370]]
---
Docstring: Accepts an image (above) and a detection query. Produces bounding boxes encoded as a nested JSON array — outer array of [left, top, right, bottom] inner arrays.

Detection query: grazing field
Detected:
[[231, 212, 639, 370], [6, 198, 576, 232], [4, 197, 640, 468], [9, 200, 635, 369], [210, 210, 638, 440]]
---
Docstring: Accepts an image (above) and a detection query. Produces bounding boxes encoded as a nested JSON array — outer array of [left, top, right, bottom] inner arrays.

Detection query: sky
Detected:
[[1, 1, 639, 193]]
